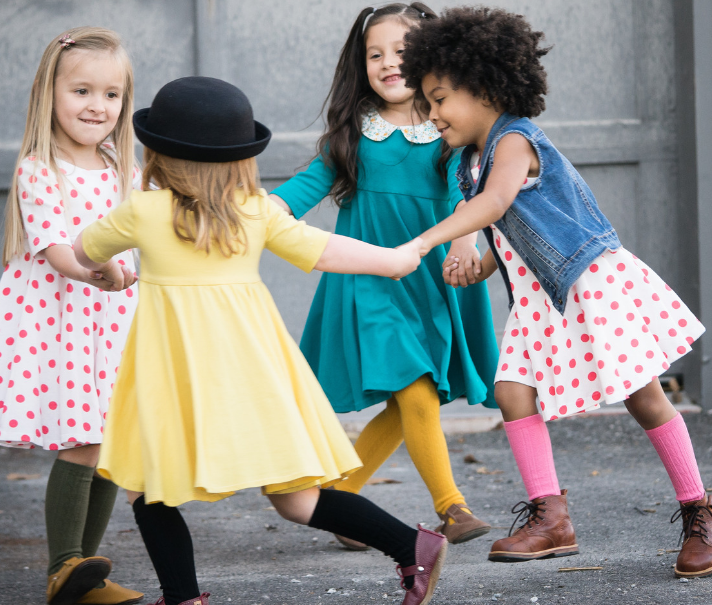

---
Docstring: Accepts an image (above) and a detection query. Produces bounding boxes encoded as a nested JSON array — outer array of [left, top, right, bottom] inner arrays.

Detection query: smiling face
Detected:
[[52, 49, 125, 158], [364, 18, 415, 109], [421, 73, 501, 150]]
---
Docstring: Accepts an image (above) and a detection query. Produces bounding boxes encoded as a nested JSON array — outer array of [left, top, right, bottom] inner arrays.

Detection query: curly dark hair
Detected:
[[401, 6, 551, 118]]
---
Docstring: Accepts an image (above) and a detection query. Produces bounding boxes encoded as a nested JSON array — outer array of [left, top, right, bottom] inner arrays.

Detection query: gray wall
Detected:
[[1, 1, 710, 405]]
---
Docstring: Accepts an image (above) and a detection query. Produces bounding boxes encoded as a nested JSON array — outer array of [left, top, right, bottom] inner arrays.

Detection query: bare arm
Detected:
[[71, 232, 134, 291], [418, 134, 534, 257], [314, 234, 422, 280], [269, 194, 294, 216]]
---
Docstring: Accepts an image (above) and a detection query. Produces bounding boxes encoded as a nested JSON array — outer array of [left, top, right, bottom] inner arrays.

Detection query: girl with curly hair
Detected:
[[399, 6, 710, 578], [269, 3, 500, 547]]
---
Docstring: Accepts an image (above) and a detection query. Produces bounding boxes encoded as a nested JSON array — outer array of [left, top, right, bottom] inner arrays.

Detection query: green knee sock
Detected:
[[82, 474, 118, 557], [45, 459, 94, 575]]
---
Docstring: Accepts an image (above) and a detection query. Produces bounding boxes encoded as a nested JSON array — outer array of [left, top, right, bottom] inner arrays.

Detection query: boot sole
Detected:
[[488, 544, 579, 563], [421, 540, 448, 605], [49, 559, 112, 605], [674, 564, 712, 578], [449, 525, 491, 544]]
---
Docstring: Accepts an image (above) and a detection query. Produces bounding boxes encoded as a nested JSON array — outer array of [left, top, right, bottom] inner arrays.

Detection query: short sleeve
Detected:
[[270, 153, 336, 219], [446, 148, 464, 212], [17, 158, 72, 254], [262, 195, 331, 273], [82, 191, 139, 263]]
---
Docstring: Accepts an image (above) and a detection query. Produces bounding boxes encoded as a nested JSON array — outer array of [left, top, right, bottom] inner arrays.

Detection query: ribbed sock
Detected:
[[396, 377, 467, 514], [308, 489, 417, 567], [45, 459, 94, 575], [132, 496, 199, 605], [81, 474, 118, 557], [504, 414, 561, 501], [645, 413, 705, 503]]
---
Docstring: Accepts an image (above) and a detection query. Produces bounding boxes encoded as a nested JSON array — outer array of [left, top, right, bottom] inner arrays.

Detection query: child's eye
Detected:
[[396, 49, 404, 55], [435, 98, 444, 105], [75, 89, 88, 95], [369, 52, 382, 60], [106, 92, 120, 99]]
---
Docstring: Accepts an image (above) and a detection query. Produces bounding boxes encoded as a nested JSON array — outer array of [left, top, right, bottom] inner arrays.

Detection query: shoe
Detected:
[[435, 503, 491, 544], [46, 556, 112, 605], [672, 495, 712, 578], [148, 593, 210, 605], [397, 525, 447, 605], [77, 579, 144, 604], [488, 490, 579, 562], [334, 533, 371, 551]]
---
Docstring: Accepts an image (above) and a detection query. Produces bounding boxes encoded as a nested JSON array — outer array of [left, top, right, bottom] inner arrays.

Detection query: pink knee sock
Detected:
[[504, 414, 561, 501], [645, 413, 705, 503]]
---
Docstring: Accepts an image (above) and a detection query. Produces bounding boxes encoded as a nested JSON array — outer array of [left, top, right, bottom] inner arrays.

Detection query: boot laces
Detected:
[[671, 503, 709, 545], [509, 500, 546, 536]]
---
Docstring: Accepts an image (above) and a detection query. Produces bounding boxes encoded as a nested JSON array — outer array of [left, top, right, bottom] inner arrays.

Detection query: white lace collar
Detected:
[[361, 109, 440, 144]]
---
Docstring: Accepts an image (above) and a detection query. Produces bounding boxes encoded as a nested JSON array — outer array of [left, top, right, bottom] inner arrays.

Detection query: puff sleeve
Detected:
[[16, 158, 72, 255], [270, 154, 336, 220], [81, 191, 139, 263]]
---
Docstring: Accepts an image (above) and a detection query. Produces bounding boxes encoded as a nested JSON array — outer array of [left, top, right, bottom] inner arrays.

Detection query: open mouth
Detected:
[[382, 74, 401, 84], [80, 118, 104, 125]]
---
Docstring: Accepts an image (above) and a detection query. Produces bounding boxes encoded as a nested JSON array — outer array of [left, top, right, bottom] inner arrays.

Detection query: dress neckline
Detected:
[[361, 109, 440, 144]]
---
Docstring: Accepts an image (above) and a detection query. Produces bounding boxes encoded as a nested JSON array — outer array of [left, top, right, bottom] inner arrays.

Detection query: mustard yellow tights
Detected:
[[335, 375, 466, 515]]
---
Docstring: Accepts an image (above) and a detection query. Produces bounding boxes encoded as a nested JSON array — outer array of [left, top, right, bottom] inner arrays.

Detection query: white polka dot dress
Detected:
[[0, 153, 139, 449], [493, 227, 705, 421]]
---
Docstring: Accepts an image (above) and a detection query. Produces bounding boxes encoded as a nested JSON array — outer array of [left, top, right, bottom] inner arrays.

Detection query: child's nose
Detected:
[[86, 94, 105, 113]]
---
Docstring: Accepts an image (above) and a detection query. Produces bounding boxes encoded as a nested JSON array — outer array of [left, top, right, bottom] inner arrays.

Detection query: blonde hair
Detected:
[[3, 26, 136, 265], [142, 149, 259, 257]]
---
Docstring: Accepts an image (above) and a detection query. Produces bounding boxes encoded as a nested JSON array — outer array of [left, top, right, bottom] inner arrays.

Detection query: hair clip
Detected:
[[362, 7, 377, 33], [59, 34, 76, 49]]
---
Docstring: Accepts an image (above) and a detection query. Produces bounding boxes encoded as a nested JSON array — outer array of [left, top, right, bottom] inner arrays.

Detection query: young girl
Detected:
[[399, 6, 711, 578], [269, 2, 500, 547], [73, 76, 448, 605], [0, 28, 144, 604]]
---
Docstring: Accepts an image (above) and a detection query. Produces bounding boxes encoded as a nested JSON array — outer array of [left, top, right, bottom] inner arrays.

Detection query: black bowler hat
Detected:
[[133, 76, 271, 163]]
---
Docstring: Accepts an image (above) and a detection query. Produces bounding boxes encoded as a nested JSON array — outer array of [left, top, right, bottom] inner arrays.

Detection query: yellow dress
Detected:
[[82, 188, 362, 506]]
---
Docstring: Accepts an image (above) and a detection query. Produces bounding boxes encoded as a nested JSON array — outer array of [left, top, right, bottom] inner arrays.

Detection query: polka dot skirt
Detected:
[[0, 155, 139, 449], [493, 225, 705, 421]]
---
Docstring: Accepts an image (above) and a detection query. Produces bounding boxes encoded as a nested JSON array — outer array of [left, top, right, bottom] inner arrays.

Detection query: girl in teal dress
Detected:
[[270, 3, 499, 546]]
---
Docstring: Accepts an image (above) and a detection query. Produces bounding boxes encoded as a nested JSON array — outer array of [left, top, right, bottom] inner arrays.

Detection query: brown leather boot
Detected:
[[435, 503, 491, 544], [672, 495, 712, 578], [488, 490, 579, 562]]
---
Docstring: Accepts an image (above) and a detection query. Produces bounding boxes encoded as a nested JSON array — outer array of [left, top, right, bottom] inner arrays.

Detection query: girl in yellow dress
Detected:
[[73, 76, 448, 605]]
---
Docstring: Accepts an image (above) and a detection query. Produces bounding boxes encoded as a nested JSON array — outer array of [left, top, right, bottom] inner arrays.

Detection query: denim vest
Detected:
[[456, 112, 621, 314]]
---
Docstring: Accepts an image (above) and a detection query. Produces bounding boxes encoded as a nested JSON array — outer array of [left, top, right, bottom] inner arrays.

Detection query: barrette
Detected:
[[59, 35, 76, 49], [362, 7, 376, 33]]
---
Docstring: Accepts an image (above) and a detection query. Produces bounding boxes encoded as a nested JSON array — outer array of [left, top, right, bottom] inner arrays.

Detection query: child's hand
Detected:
[[390, 238, 423, 280], [83, 260, 127, 292], [444, 234, 481, 288]]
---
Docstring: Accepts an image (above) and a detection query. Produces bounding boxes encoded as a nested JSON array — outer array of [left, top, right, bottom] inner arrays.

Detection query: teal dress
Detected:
[[272, 113, 499, 412]]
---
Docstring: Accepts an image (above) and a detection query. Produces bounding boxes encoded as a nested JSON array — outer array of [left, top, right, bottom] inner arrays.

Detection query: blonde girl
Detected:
[[0, 27, 142, 605]]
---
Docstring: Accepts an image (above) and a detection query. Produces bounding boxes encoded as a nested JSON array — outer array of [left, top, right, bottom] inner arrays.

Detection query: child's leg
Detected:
[[47, 445, 101, 574], [392, 376, 465, 514], [269, 487, 416, 565], [496, 381, 560, 501], [625, 378, 705, 503], [335, 398, 404, 494], [81, 472, 119, 558], [489, 382, 576, 562], [129, 490, 201, 605]]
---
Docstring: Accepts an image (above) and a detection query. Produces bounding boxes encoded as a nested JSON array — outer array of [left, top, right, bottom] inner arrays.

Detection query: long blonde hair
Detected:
[[3, 26, 136, 265], [142, 149, 259, 257]]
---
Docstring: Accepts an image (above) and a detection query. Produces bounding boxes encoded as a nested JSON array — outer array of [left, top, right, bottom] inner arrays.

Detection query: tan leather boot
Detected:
[[435, 503, 491, 544], [46, 556, 112, 605], [76, 579, 144, 604], [673, 495, 712, 578], [488, 489, 579, 562]]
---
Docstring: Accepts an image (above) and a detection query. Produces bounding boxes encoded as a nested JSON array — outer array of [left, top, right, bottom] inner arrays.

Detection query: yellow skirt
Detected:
[[97, 281, 362, 506]]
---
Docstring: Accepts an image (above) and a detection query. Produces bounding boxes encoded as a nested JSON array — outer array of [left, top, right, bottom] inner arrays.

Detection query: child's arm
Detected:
[[417, 134, 533, 257], [72, 234, 133, 291], [443, 226, 481, 288], [269, 194, 294, 216], [314, 234, 422, 280]]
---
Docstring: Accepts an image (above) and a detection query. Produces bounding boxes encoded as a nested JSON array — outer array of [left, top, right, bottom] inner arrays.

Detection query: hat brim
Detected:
[[133, 108, 271, 163]]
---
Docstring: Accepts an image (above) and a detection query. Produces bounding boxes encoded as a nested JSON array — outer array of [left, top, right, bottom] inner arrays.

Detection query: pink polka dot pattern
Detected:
[[0, 152, 141, 450], [492, 226, 705, 421]]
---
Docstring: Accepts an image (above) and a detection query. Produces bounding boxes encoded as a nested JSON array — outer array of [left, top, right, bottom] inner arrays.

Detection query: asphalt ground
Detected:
[[1, 409, 712, 605]]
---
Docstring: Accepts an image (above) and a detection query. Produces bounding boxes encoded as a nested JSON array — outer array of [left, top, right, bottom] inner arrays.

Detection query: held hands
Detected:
[[390, 238, 424, 280], [84, 262, 136, 292], [443, 233, 482, 288]]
